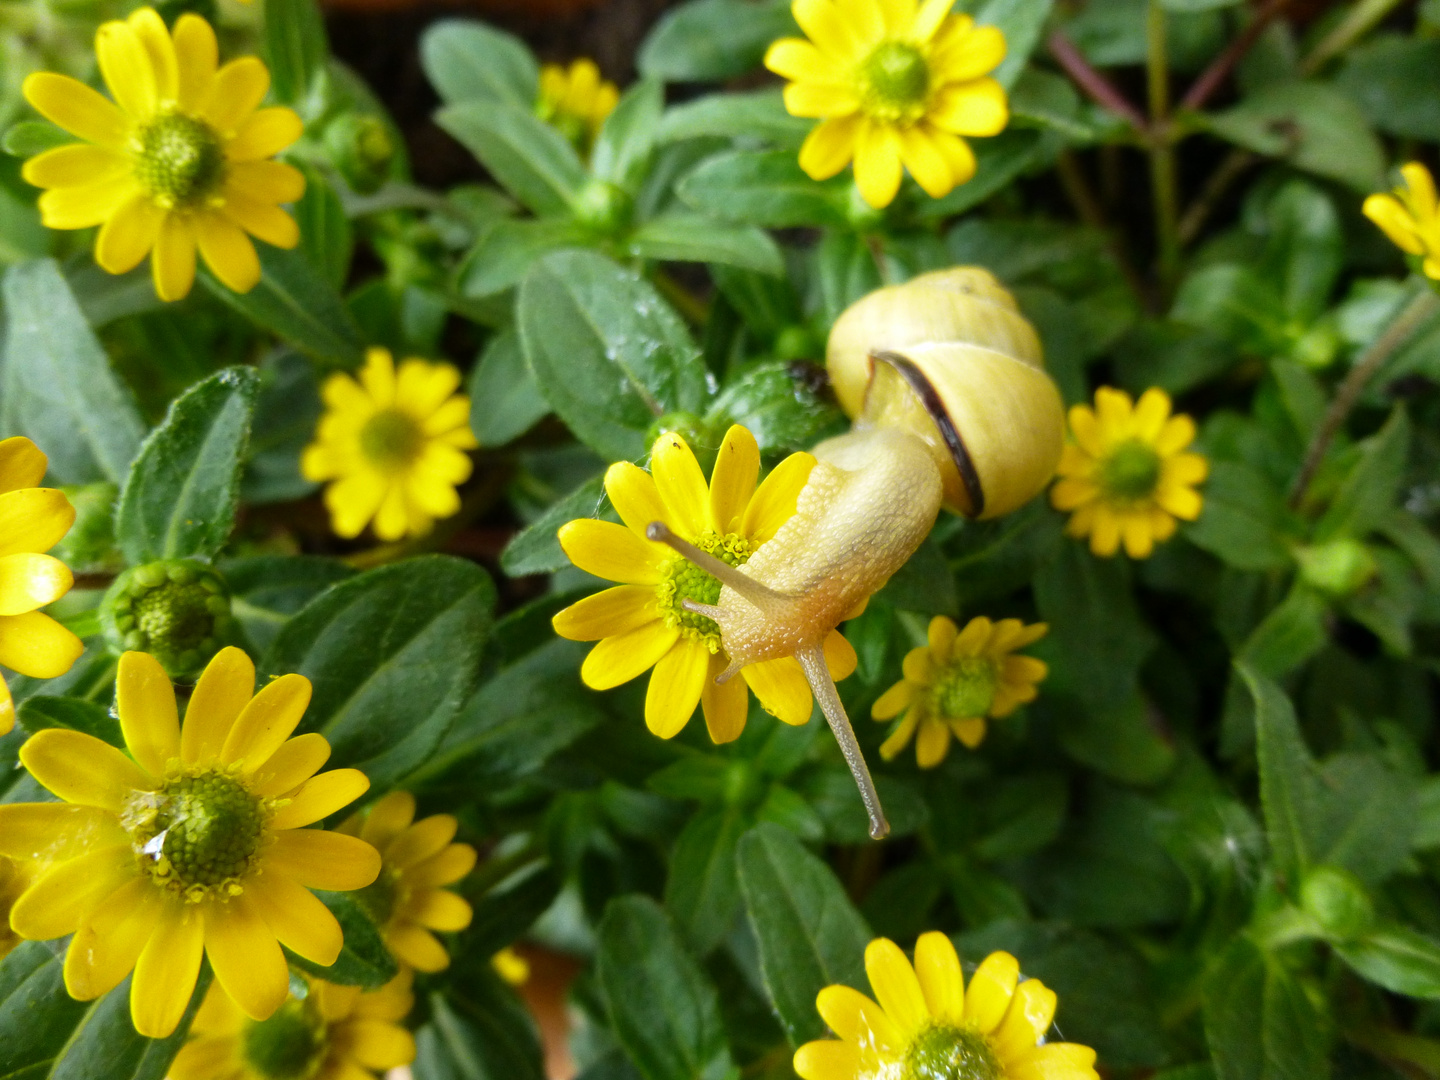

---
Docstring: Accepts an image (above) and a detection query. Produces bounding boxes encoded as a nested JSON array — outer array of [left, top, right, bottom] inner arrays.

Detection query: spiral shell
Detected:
[[826, 267, 1064, 520]]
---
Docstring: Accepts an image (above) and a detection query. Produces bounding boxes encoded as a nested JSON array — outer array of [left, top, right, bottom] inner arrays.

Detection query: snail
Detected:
[[646, 267, 1065, 839]]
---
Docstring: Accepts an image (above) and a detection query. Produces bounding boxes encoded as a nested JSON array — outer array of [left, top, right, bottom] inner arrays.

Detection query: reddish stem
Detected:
[[1180, 0, 1294, 112], [1046, 30, 1149, 132]]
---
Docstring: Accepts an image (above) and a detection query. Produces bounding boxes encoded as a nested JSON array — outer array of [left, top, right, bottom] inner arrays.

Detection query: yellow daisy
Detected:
[[795, 933, 1098, 1080], [21, 8, 304, 302], [1049, 387, 1207, 559], [764, 0, 1008, 209], [338, 789, 476, 973], [0, 647, 381, 1039], [301, 347, 479, 542], [872, 615, 1046, 768], [536, 58, 619, 149], [553, 425, 857, 743], [170, 969, 416, 1080], [0, 435, 84, 735], [1363, 162, 1440, 280]]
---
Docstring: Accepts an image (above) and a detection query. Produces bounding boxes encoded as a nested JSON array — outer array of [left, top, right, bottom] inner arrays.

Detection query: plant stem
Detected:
[[1147, 0, 1181, 289], [1055, 150, 1153, 308], [1046, 31, 1148, 131], [1301, 0, 1411, 76], [1178, 148, 1255, 245], [1289, 286, 1440, 508], [1180, 0, 1294, 111]]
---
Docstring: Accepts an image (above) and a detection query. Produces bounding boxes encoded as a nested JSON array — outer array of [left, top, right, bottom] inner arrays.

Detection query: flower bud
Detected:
[[1295, 538, 1377, 597], [325, 113, 396, 195], [1300, 865, 1374, 941], [100, 558, 236, 677], [572, 179, 633, 236], [51, 482, 123, 574]]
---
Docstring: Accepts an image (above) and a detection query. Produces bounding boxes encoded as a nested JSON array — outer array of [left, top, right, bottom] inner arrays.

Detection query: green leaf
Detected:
[[657, 89, 810, 147], [241, 349, 323, 506], [917, 129, 1052, 219], [705, 360, 846, 455], [1335, 34, 1440, 142], [114, 367, 259, 564], [264, 555, 495, 785], [736, 822, 870, 1045], [678, 150, 848, 228], [1314, 753, 1418, 886], [1239, 663, 1320, 891], [1237, 583, 1328, 679], [1199, 81, 1384, 192], [0, 258, 145, 484], [458, 864, 561, 960], [456, 219, 582, 299], [1202, 936, 1330, 1080], [263, 0, 329, 106], [436, 103, 585, 217], [469, 329, 550, 446], [638, 0, 798, 81], [295, 168, 353, 289], [627, 214, 784, 276], [287, 891, 399, 988], [414, 977, 546, 1080], [202, 245, 364, 366], [222, 553, 354, 655], [1315, 405, 1410, 541], [420, 19, 538, 107], [597, 896, 735, 1080], [593, 79, 664, 190], [1336, 923, 1440, 999], [500, 475, 607, 577], [665, 806, 748, 954], [1182, 460, 1293, 571], [18, 695, 122, 747], [518, 250, 708, 460]]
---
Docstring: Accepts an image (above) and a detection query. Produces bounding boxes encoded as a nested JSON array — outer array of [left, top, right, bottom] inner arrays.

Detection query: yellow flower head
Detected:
[[0, 436, 84, 735], [536, 58, 619, 149], [1363, 162, 1440, 280], [338, 789, 476, 973], [765, 0, 1008, 209], [171, 969, 416, 1080], [0, 647, 382, 1039], [301, 347, 479, 542], [492, 945, 531, 986], [20, 8, 305, 302], [553, 425, 857, 743], [1050, 387, 1207, 559], [872, 615, 1046, 767], [796, 933, 1097, 1080]]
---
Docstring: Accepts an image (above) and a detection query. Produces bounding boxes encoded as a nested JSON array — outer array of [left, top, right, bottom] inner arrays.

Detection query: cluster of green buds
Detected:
[[100, 558, 236, 677], [325, 112, 397, 195]]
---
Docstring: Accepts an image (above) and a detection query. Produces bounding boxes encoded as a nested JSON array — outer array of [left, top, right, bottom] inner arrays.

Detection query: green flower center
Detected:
[[134, 112, 226, 208], [241, 999, 328, 1080], [359, 408, 425, 471], [863, 41, 930, 119], [103, 559, 234, 677], [905, 1023, 1001, 1080], [353, 864, 401, 926], [126, 770, 266, 897], [1099, 439, 1162, 502], [931, 656, 999, 721], [656, 531, 755, 650]]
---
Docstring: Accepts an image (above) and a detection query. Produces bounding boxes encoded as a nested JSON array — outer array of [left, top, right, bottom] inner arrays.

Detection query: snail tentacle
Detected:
[[797, 645, 890, 840]]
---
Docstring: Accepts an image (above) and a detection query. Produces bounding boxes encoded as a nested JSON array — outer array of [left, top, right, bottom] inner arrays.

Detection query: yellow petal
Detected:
[[914, 931, 965, 1023], [1088, 506, 1121, 558], [824, 630, 857, 681], [1008, 1043, 1099, 1080], [927, 615, 957, 660], [0, 677, 12, 736], [20, 728, 153, 810], [931, 20, 1005, 80], [202, 57, 270, 133], [605, 460, 671, 540], [408, 844, 478, 889], [390, 922, 451, 972], [323, 470, 388, 539], [765, 38, 831, 83], [930, 79, 1007, 136], [553, 586, 658, 642], [784, 80, 862, 119], [270, 768, 370, 830], [220, 672, 312, 771], [226, 106, 304, 161], [964, 950, 1019, 1033], [0, 610, 82, 679], [871, 679, 913, 720], [865, 937, 930, 1034], [172, 14, 217, 112], [701, 651, 748, 744], [0, 552, 72, 615], [222, 189, 301, 248], [580, 622, 680, 690], [793, 0, 873, 62], [195, 213, 261, 294], [95, 195, 164, 275], [899, 126, 955, 199], [38, 178, 138, 230], [405, 888, 473, 932], [1049, 477, 1097, 512], [644, 637, 709, 738], [0, 802, 124, 861], [247, 871, 343, 966], [1403, 161, 1438, 217], [0, 437, 47, 493], [21, 144, 129, 189], [182, 646, 255, 765], [990, 977, 1057, 1061], [0, 488, 74, 556], [388, 813, 458, 871], [951, 716, 986, 747], [1363, 193, 1425, 254], [793, 1040, 861, 1080], [815, 984, 903, 1052], [927, 126, 977, 186], [559, 519, 666, 584], [1121, 513, 1155, 559], [901, 644, 933, 683], [650, 432, 710, 541], [131, 902, 204, 1038], [742, 655, 813, 725], [799, 116, 860, 181], [227, 160, 306, 205], [915, 715, 951, 767], [953, 616, 992, 657], [65, 878, 161, 1000], [264, 830, 381, 892], [358, 789, 416, 851], [879, 708, 920, 760], [913, 0, 958, 41], [204, 892, 289, 1020], [853, 119, 903, 209], [116, 651, 179, 776], [249, 732, 331, 797], [742, 452, 817, 544], [22, 72, 129, 150], [95, 20, 158, 121], [9, 844, 133, 940], [709, 426, 760, 535], [349, 1019, 418, 1071], [152, 212, 197, 302]]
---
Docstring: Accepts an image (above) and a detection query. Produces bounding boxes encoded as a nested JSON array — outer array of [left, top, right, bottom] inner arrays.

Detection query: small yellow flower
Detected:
[[1363, 163, 1440, 280], [554, 425, 857, 743], [492, 945, 531, 985], [873, 615, 1046, 767], [170, 969, 416, 1080], [20, 8, 305, 302], [536, 59, 619, 149], [765, 0, 1008, 209], [1050, 387, 1207, 559], [0, 435, 84, 734], [301, 347, 479, 542], [338, 789, 476, 973], [0, 647, 381, 1039], [796, 933, 1098, 1080]]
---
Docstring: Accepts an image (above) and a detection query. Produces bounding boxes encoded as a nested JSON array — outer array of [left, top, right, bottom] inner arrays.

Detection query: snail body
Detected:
[[647, 268, 1064, 838]]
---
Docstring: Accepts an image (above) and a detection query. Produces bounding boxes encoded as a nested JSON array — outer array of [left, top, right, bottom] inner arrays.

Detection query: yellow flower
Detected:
[[0, 435, 84, 735], [0, 647, 381, 1039], [301, 347, 479, 542], [873, 615, 1046, 767], [492, 945, 531, 985], [170, 969, 416, 1080], [20, 8, 305, 301], [1049, 387, 1207, 559], [337, 789, 476, 973], [1364, 163, 1440, 280], [795, 933, 1098, 1080], [536, 58, 619, 149], [765, 0, 1008, 209], [553, 425, 857, 743]]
